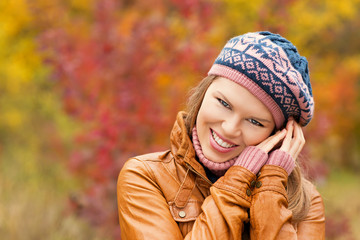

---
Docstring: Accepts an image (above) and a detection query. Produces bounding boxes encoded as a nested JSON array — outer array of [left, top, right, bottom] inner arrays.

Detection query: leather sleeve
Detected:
[[296, 182, 326, 239], [117, 159, 256, 239], [117, 158, 183, 239], [249, 165, 325, 240]]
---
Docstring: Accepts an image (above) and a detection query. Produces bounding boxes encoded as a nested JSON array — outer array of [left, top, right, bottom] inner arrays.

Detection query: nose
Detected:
[[221, 115, 242, 138]]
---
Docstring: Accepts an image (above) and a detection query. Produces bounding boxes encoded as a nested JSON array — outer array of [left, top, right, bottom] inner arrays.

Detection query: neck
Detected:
[[192, 127, 236, 176]]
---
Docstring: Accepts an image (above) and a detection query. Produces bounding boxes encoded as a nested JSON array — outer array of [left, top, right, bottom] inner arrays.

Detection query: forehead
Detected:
[[207, 77, 252, 97], [207, 77, 273, 117]]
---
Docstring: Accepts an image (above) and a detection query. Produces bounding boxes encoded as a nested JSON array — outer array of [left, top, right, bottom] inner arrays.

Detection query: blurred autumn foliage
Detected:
[[1, 0, 360, 239]]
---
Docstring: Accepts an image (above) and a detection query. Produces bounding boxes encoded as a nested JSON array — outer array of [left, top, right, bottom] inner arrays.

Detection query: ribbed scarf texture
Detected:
[[192, 127, 236, 176]]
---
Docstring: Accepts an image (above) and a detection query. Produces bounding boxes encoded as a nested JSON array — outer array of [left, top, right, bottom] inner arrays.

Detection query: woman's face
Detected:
[[196, 77, 275, 163]]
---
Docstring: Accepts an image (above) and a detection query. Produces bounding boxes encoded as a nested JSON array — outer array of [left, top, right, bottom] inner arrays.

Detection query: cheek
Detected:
[[243, 129, 273, 146], [197, 103, 219, 126], [196, 105, 221, 142]]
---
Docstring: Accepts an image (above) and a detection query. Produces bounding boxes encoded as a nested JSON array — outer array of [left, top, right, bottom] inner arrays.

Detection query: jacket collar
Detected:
[[170, 111, 208, 179]]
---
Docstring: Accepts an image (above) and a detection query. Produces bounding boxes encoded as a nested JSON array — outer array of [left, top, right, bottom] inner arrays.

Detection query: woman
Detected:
[[117, 31, 325, 239]]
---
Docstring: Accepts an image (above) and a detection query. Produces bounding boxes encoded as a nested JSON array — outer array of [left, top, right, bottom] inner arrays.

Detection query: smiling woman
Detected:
[[117, 31, 325, 239], [195, 77, 275, 164]]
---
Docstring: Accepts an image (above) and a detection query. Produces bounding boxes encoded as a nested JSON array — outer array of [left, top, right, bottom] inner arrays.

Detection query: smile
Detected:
[[211, 129, 237, 148]]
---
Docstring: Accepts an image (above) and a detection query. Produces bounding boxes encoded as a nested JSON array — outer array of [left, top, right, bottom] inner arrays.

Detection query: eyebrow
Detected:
[[216, 91, 272, 123], [251, 116, 272, 123], [216, 91, 234, 109]]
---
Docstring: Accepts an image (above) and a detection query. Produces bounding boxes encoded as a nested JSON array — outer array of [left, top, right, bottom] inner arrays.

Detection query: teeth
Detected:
[[212, 131, 236, 148]]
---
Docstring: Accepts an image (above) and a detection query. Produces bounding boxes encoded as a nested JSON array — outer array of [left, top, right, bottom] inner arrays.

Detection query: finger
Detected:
[[280, 120, 294, 152], [288, 123, 303, 157], [257, 130, 284, 150], [297, 122, 305, 143], [265, 129, 287, 144], [291, 143, 303, 160], [257, 128, 287, 153], [290, 123, 305, 159]]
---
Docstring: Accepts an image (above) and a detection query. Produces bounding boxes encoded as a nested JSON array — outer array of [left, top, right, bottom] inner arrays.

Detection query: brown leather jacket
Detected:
[[117, 112, 325, 239]]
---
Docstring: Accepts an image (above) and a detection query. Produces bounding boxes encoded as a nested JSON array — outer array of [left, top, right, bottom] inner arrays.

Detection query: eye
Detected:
[[248, 118, 264, 127], [217, 98, 231, 109]]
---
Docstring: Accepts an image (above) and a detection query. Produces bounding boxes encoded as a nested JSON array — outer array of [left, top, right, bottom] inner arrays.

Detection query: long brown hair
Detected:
[[184, 75, 311, 223]]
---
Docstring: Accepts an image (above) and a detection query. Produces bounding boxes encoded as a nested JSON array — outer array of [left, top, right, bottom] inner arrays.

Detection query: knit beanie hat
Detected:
[[208, 31, 314, 128]]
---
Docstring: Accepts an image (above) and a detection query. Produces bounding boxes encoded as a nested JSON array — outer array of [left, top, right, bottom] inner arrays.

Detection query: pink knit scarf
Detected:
[[192, 127, 237, 176]]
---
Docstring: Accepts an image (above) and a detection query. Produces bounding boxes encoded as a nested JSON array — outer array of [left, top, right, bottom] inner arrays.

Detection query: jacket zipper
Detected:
[[185, 162, 213, 186]]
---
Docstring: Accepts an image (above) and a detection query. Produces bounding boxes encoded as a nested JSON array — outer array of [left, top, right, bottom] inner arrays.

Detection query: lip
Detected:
[[209, 129, 239, 153]]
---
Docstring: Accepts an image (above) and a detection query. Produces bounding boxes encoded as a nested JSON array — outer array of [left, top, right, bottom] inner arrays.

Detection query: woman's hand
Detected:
[[256, 119, 305, 160], [279, 119, 305, 160], [256, 128, 287, 154]]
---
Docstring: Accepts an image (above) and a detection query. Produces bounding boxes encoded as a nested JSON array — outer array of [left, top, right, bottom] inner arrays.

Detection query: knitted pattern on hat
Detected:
[[192, 127, 236, 176], [208, 31, 314, 128]]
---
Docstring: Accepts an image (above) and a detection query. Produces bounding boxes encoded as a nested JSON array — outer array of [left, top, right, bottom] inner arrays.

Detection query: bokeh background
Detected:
[[1, 0, 360, 239]]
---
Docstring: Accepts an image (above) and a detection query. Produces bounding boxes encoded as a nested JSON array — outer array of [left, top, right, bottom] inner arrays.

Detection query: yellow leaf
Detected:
[[2, 109, 23, 129]]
